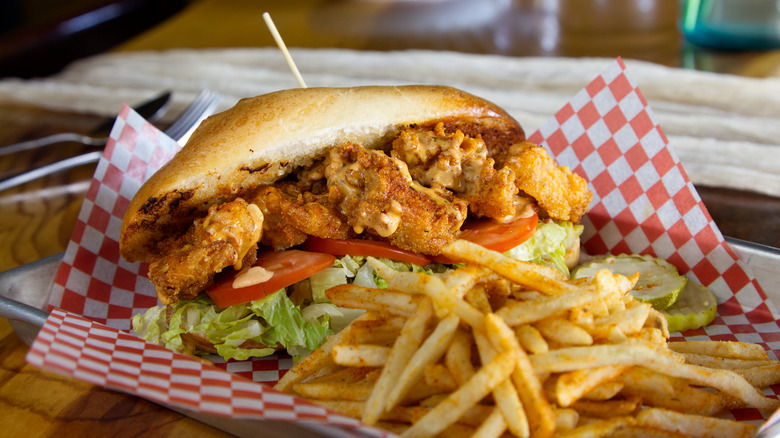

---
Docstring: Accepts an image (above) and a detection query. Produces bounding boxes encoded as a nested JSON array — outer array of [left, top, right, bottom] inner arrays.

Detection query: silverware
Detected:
[[158, 89, 221, 144], [0, 91, 172, 157], [0, 89, 221, 193]]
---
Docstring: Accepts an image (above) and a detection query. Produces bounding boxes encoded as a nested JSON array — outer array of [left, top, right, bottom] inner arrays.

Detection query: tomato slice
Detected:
[[431, 213, 539, 264], [303, 236, 432, 266], [460, 212, 538, 253], [206, 250, 336, 308]]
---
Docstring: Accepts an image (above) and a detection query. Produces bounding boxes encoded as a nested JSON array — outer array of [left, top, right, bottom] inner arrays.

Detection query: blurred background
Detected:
[[2, 0, 779, 79]]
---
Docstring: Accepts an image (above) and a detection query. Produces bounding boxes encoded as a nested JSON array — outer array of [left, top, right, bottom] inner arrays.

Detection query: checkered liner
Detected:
[[29, 58, 779, 429], [526, 59, 779, 353], [26, 308, 391, 438]]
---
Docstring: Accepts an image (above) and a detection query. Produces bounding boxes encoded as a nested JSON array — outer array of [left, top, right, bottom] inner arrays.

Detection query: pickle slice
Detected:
[[572, 254, 686, 310], [661, 281, 718, 333]]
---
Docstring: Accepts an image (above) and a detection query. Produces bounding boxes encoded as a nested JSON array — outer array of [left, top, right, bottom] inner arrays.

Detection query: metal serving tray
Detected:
[[1, 237, 779, 438]]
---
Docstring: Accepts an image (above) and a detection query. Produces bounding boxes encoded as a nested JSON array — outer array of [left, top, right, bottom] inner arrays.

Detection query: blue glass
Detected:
[[682, 0, 780, 49]]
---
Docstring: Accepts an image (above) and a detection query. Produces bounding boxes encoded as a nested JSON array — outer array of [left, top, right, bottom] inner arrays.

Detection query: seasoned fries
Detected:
[[274, 241, 780, 437]]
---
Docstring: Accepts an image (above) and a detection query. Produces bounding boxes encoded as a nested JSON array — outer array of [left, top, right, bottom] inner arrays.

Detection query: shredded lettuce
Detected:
[[504, 220, 583, 277], [309, 267, 348, 302], [249, 290, 331, 353], [132, 290, 331, 362]]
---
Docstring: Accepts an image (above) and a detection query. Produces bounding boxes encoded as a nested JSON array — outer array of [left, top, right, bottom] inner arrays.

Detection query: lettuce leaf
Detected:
[[309, 267, 348, 303], [504, 220, 583, 277], [132, 290, 331, 361]]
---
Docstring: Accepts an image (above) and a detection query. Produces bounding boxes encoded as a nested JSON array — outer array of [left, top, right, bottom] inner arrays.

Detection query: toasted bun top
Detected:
[[120, 85, 524, 262]]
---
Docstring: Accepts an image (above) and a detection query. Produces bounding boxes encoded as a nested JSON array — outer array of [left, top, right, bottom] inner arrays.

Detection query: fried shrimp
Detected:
[[504, 142, 592, 223], [148, 198, 263, 304]]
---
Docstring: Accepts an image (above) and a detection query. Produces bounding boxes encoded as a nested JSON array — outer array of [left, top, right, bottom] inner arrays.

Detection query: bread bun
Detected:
[[120, 85, 524, 262]]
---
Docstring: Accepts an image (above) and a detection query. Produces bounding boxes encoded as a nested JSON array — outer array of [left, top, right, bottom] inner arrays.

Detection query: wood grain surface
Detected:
[[1, 0, 779, 436]]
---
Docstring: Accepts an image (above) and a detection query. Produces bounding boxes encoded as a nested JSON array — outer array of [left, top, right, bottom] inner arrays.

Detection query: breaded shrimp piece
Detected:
[[503, 142, 592, 222]]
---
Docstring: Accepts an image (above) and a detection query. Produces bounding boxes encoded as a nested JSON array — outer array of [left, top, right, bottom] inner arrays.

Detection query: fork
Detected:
[[0, 89, 221, 193]]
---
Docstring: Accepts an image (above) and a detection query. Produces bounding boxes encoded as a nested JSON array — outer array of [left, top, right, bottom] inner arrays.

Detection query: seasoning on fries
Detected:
[[274, 240, 780, 438]]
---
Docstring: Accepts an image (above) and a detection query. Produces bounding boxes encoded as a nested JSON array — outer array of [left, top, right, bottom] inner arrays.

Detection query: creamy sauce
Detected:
[[353, 199, 403, 237], [332, 161, 364, 201], [494, 198, 535, 223], [392, 157, 451, 207], [233, 266, 274, 288], [234, 203, 264, 270]]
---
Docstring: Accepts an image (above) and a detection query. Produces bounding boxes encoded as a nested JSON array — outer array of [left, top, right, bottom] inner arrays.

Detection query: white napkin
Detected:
[[1, 48, 779, 197]]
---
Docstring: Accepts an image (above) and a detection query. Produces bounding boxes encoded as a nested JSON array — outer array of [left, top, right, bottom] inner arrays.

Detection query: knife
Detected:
[[0, 91, 171, 157]]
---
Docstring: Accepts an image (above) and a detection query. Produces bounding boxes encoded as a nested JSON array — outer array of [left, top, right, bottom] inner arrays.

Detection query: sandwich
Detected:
[[123, 85, 592, 361]]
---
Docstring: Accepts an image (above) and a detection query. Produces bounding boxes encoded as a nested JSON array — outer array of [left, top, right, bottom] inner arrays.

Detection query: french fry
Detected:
[[472, 408, 507, 438], [439, 423, 478, 438], [465, 285, 493, 314], [619, 367, 740, 416], [496, 290, 601, 326], [645, 308, 670, 338], [515, 324, 549, 354], [534, 317, 593, 347], [570, 395, 641, 418], [591, 302, 651, 337], [484, 313, 556, 438], [734, 362, 780, 387], [667, 340, 768, 360], [473, 328, 529, 438], [348, 316, 405, 345], [376, 422, 411, 435], [553, 408, 579, 431], [441, 240, 573, 292], [678, 352, 777, 370], [630, 326, 668, 349], [554, 365, 629, 407], [530, 343, 780, 410], [274, 312, 376, 392], [444, 265, 494, 299], [332, 344, 391, 367], [369, 257, 486, 330], [424, 363, 458, 392], [363, 298, 433, 425], [608, 425, 696, 437], [386, 315, 460, 409], [402, 380, 452, 404], [326, 284, 421, 317], [402, 350, 517, 438], [293, 380, 373, 401], [554, 417, 636, 438], [582, 380, 624, 401], [303, 365, 375, 385], [446, 329, 476, 386], [637, 407, 758, 438], [415, 397, 495, 428]]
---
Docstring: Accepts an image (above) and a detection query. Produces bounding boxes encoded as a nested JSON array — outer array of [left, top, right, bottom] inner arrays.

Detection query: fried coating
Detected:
[[391, 124, 533, 222], [148, 198, 263, 304], [504, 142, 592, 223], [326, 142, 468, 255], [250, 182, 353, 250]]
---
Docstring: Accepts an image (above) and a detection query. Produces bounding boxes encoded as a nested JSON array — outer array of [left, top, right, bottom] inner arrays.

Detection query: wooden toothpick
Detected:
[[263, 12, 307, 88]]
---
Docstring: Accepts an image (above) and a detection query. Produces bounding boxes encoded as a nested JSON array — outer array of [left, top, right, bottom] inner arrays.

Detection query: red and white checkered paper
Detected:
[[28, 58, 780, 430], [26, 308, 388, 438]]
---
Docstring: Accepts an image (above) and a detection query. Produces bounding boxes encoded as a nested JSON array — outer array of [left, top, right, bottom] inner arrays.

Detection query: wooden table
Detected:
[[1, 0, 779, 436]]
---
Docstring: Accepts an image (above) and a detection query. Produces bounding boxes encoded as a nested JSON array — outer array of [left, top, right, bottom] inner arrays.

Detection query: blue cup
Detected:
[[682, 0, 780, 49]]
